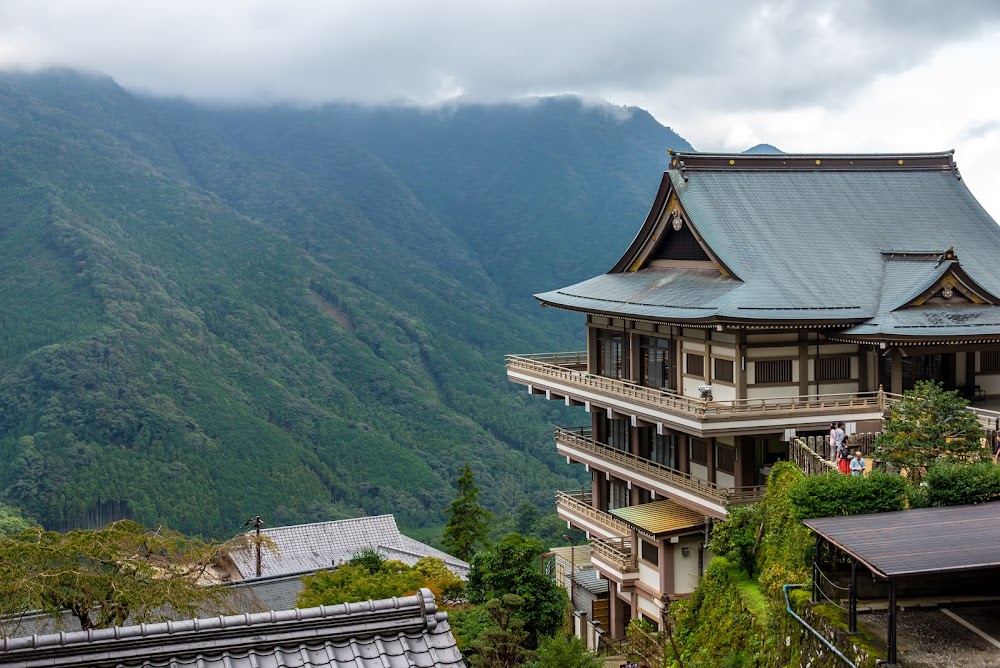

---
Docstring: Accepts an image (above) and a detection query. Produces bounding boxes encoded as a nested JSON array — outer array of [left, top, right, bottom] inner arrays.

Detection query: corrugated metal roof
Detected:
[[610, 500, 707, 537], [803, 502, 1000, 579], [0, 589, 465, 668], [536, 154, 1000, 339]]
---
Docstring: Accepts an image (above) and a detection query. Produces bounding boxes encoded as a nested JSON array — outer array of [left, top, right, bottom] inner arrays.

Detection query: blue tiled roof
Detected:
[[537, 152, 1000, 339]]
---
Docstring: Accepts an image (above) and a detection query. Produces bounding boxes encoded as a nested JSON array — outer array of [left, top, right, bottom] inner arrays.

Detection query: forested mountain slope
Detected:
[[0, 69, 690, 538]]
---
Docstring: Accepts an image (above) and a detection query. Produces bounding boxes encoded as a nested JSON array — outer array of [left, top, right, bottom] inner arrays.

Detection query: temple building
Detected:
[[506, 151, 1000, 639]]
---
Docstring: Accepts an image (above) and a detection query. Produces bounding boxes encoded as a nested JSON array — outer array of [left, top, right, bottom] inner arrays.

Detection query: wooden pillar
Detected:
[[677, 433, 689, 475], [890, 349, 903, 395], [967, 351, 976, 396], [629, 331, 641, 384], [887, 578, 898, 664], [660, 540, 675, 597], [587, 325, 598, 375], [592, 469, 604, 511], [736, 331, 747, 400], [798, 332, 809, 396], [707, 437, 716, 484], [858, 347, 869, 392]]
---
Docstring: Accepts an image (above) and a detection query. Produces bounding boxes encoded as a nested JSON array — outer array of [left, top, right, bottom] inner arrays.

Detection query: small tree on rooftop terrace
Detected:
[[875, 380, 986, 479], [442, 464, 492, 561]]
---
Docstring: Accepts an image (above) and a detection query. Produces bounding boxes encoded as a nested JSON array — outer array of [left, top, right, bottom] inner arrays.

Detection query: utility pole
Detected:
[[244, 515, 264, 577], [563, 534, 576, 610]]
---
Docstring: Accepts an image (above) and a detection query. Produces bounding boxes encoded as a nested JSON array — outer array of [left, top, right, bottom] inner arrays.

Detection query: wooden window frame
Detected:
[[716, 444, 736, 475], [713, 357, 735, 384], [753, 358, 793, 385], [816, 355, 852, 382], [690, 438, 708, 465], [641, 539, 659, 566], [685, 352, 705, 379], [982, 351, 1000, 374]]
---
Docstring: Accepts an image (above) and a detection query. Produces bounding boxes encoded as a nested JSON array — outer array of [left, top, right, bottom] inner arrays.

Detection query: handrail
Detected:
[[555, 428, 765, 505], [507, 354, 889, 419], [783, 584, 857, 667], [554, 490, 631, 537], [590, 536, 636, 574], [789, 437, 837, 476]]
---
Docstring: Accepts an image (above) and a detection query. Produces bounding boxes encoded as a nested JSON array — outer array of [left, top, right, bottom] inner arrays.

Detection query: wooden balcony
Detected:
[[589, 536, 638, 581], [556, 428, 764, 518], [555, 489, 630, 539], [507, 353, 888, 435]]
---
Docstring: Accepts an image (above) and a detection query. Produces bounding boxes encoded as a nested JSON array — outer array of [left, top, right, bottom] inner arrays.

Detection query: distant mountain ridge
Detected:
[[0, 69, 694, 537]]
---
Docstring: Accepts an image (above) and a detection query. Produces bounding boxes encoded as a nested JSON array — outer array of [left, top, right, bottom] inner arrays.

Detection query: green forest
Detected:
[[0, 69, 692, 538]]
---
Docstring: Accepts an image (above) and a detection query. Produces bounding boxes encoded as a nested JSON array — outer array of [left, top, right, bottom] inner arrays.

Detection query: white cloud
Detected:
[[0, 0, 998, 214]]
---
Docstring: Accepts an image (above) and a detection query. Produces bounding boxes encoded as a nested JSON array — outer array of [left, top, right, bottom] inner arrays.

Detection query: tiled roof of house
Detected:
[[0, 589, 465, 668], [536, 151, 1000, 341], [229, 515, 469, 579]]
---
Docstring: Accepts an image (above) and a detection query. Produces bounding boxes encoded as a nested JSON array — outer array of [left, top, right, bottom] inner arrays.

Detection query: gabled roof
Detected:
[[536, 151, 1000, 339], [228, 515, 469, 579], [0, 589, 465, 668]]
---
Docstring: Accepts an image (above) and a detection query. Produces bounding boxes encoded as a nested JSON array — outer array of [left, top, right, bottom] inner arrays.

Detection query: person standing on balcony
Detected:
[[850, 451, 866, 476], [833, 422, 846, 462], [829, 422, 838, 461], [838, 435, 851, 475]]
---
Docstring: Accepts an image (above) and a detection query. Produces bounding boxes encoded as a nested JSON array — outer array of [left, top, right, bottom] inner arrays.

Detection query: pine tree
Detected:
[[442, 465, 492, 561]]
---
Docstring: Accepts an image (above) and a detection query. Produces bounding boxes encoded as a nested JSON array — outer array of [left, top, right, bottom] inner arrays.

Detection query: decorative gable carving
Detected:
[[894, 248, 999, 309], [627, 194, 736, 277]]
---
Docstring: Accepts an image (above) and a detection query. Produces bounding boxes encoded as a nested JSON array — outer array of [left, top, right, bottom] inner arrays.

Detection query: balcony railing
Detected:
[[556, 428, 766, 506], [555, 489, 631, 537], [590, 536, 637, 576], [507, 353, 889, 422], [789, 436, 837, 476]]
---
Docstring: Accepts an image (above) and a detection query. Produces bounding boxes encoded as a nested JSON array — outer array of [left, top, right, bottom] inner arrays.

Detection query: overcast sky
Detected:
[[3, 0, 1000, 215]]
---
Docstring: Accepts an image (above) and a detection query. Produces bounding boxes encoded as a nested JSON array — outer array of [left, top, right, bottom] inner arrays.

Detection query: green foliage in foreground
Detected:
[[523, 634, 602, 668], [787, 470, 907, 520], [0, 521, 232, 633], [875, 380, 986, 476], [467, 534, 568, 650], [709, 503, 764, 578], [296, 553, 464, 608]]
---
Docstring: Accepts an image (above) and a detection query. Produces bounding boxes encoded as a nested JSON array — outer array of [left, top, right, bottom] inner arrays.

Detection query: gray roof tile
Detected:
[[537, 153, 1000, 339], [230, 516, 468, 580], [0, 590, 465, 668]]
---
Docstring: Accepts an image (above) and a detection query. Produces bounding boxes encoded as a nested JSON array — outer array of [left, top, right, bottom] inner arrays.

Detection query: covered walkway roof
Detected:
[[803, 501, 1000, 580]]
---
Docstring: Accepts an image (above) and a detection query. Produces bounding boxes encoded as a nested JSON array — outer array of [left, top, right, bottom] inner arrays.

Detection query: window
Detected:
[[755, 359, 793, 384], [686, 353, 705, 378], [650, 432, 677, 469], [716, 444, 736, 474], [597, 330, 622, 379], [609, 478, 629, 510], [816, 356, 851, 381], [640, 614, 660, 632], [640, 337, 673, 389], [714, 357, 734, 383], [607, 417, 630, 452], [690, 438, 708, 465], [641, 539, 659, 566], [983, 351, 1000, 373]]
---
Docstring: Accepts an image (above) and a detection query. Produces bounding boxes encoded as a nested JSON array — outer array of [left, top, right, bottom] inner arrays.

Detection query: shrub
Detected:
[[787, 471, 906, 520], [709, 503, 763, 577], [923, 462, 1000, 506]]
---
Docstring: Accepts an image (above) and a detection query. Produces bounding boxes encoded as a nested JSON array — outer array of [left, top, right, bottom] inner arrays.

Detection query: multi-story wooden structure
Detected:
[[507, 151, 1000, 638]]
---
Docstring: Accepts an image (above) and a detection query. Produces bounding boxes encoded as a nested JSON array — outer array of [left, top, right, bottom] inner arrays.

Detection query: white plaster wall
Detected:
[[979, 375, 1000, 395], [690, 462, 708, 481], [747, 384, 801, 400], [715, 471, 735, 488], [673, 537, 705, 595], [683, 376, 707, 398], [711, 384, 736, 402], [683, 328, 707, 340], [712, 332, 737, 344], [639, 563, 660, 595], [711, 344, 736, 357], [957, 354, 967, 386], [815, 382, 858, 395], [637, 591, 660, 620], [682, 340, 707, 353]]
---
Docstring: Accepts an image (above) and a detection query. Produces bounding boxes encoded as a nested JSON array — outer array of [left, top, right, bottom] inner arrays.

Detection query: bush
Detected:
[[923, 462, 1000, 506], [709, 504, 763, 577], [787, 471, 906, 520]]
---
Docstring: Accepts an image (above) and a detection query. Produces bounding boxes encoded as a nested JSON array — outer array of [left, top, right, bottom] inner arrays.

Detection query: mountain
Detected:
[[743, 143, 783, 154], [0, 69, 691, 537]]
